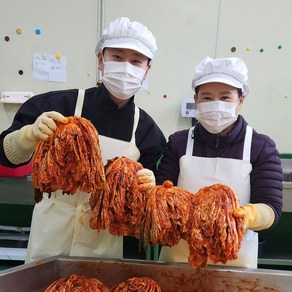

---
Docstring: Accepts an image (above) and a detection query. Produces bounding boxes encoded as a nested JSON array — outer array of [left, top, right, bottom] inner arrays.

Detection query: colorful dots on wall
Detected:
[[4, 28, 43, 41], [230, 45, 284, 54], [55, 53, 62, 60]]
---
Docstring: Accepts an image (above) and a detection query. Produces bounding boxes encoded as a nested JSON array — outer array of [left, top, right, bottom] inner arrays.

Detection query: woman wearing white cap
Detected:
[[142, 56, 283, 268], [0, 17, 166, 263]]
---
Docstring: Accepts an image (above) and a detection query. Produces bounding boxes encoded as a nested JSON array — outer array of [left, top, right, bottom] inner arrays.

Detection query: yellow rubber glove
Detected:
[[233, 203, 275, 231], [30, 111, 68, 141], [137, 168, 156, 191], [4, 111, 67, 164]]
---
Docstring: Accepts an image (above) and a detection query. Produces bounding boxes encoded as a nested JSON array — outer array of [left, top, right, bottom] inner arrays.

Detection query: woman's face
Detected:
[[195, 82, 245, 112]]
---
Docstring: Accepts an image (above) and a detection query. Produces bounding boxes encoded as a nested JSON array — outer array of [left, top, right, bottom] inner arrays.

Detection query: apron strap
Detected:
[[74, 89, 139, 145], [130, 105, 140, 144], [242, 125, 253, 162], [186, 126, 196, 156], [74, 89, 85, 116]]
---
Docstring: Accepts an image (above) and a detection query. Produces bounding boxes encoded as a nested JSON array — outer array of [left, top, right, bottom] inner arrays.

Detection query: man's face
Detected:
[[98, 47, 150, 78]]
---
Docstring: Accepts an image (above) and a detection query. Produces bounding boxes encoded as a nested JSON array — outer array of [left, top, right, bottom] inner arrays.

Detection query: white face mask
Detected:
[[196, 100, 239, 134], [102, 61, 146, 100]]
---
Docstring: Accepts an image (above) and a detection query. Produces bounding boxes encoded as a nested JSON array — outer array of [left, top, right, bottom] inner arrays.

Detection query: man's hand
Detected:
[[3, 111, 68, 164], [31, 111, 68, 141]]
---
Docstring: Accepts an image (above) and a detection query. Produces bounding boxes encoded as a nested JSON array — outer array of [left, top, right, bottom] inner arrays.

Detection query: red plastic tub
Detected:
[[0, 161, 32, 177]]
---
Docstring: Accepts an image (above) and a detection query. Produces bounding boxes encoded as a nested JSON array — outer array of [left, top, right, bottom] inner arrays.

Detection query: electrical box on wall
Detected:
[[0, 92, 34, 104], [181, 98, 196, 118]]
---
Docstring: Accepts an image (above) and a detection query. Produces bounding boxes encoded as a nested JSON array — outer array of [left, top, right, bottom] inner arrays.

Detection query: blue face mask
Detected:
[[196, 100, 239, 134]]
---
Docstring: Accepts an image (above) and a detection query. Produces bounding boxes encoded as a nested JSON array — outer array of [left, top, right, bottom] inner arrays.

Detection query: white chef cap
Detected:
[[95, 17, 157, 59], [192, 57, 251, 96]]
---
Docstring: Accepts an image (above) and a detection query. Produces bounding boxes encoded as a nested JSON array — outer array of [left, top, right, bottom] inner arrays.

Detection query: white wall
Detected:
[[102, 0, 292, 153], [1, 0, 291, 153], [216, 0, 292, 153], [0, 0, 99, 130]]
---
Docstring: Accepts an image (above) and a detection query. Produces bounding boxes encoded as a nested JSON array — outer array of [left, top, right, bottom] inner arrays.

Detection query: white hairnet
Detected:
[[192, 57, 250, 96], [96, 17, 157, 59]]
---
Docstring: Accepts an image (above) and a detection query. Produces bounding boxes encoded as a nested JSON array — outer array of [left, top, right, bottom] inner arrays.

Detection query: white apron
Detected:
[[159, 125, 258, 268], [26, 89, 140, 263]]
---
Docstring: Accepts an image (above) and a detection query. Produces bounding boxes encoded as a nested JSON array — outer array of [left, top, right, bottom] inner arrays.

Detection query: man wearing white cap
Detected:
[[0, 17, 166, 262], [154, 56, 283, 268]]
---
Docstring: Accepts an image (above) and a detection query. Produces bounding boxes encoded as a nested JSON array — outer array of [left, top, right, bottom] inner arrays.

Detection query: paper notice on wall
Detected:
[[32, 53, 67, 82]]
